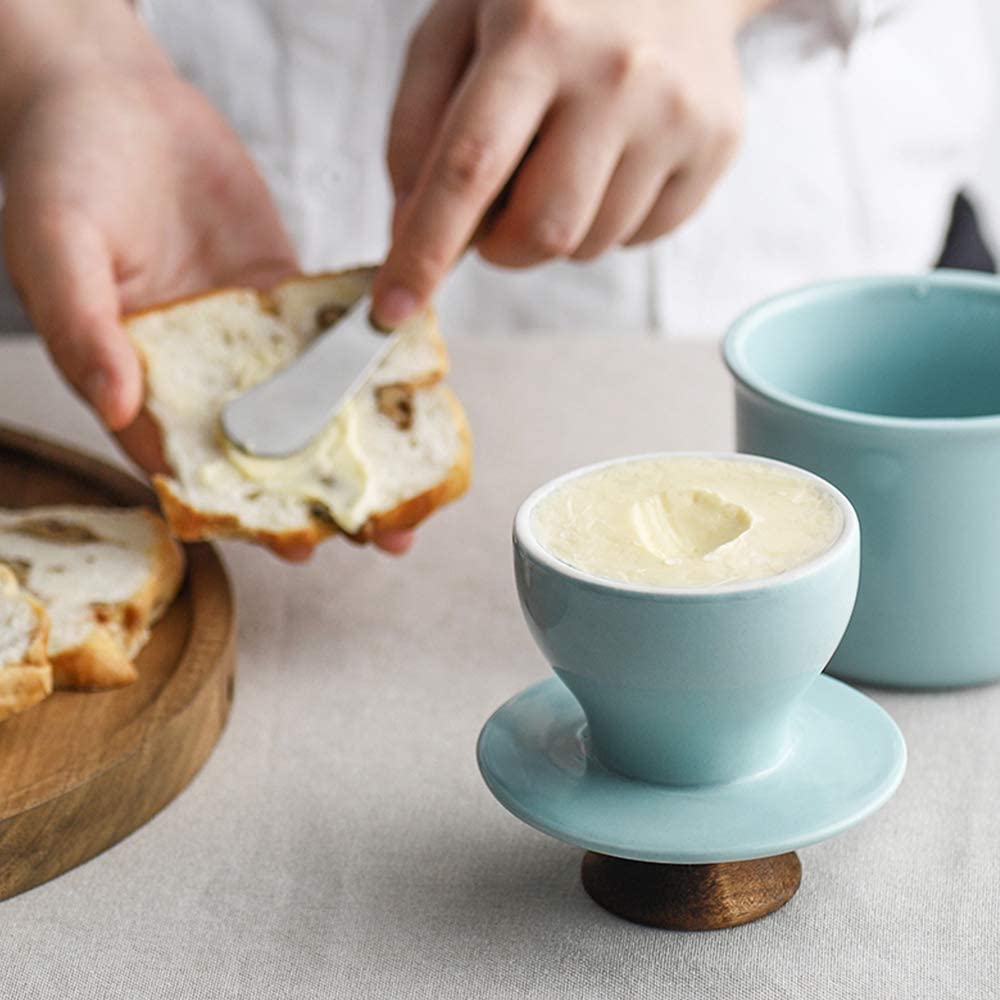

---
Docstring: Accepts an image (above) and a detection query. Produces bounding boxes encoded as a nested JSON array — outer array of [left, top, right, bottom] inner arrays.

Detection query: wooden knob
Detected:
[[581, 851, 802, 930]]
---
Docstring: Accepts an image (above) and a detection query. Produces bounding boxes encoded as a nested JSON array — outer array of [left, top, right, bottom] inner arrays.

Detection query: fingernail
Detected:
[[82, 367, 129, 428], [375, 287, 418, 330]]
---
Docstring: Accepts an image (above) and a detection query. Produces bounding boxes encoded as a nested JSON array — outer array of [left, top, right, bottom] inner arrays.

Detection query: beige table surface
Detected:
[[0, 334, 996, 1000]]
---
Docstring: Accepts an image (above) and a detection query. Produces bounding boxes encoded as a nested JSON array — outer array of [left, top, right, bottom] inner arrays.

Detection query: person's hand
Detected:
[[0, 5, 411, 558], [1, 21, 297, 436], [374, 0, 768, 327]]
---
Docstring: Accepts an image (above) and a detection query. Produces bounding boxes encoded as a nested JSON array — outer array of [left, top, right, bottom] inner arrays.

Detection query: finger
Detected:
[[268, 540, 315, 563], [269, 533, 411, 561], [475, 98, 625, 268], [374, 530, 414, 556], [387, 0, 477, 212], [624, 150, 731, 247], [5, 211, 141, 430], [570, 145, 677, 262], [373, 51, 556, 328], [115, 411, 170, 476]]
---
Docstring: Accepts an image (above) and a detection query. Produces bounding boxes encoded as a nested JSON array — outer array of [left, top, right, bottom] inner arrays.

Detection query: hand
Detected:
[[374, 0, 761, 328], [0, 8, 411, 558], [1, 38, 297, 431]]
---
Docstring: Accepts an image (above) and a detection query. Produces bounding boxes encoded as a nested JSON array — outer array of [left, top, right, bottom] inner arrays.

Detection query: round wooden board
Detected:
[[0, 424, 235, 901]]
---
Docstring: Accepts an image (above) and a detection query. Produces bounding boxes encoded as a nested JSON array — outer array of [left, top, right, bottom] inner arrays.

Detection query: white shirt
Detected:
[[112, 2, 1000, 337]]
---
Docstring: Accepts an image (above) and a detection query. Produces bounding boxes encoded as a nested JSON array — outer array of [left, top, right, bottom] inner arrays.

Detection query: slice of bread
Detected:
[[125, 267, 471, 549], [0, 507, 185, 690], [0, 564, 52, 721]]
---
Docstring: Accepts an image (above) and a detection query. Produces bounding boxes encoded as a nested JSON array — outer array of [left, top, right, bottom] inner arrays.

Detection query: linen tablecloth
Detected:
[[0, 334, 995, 999]]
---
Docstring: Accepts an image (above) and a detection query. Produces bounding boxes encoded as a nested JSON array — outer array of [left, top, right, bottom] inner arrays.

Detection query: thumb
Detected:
[[5, 211, 143, 431]]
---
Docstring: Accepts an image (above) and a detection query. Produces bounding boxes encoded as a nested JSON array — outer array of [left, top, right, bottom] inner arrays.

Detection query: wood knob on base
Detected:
[[581, 851, 802, 930]]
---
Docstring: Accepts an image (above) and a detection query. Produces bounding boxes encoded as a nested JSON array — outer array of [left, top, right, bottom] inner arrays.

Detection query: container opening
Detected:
[[735, 282, 1000, 419]]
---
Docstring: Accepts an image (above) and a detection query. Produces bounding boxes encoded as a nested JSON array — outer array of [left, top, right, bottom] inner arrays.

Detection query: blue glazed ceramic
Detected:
[[477, 675, 905, 863], [724, 271, 1000, 688], [513, 453, 860, 787]]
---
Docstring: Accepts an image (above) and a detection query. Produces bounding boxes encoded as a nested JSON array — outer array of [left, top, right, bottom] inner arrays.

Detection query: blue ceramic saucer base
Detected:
[[477, 675, 905, 864]]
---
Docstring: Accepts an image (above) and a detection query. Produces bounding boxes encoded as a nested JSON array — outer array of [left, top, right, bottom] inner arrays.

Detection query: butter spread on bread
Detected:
[[126, 267, 471, 547]]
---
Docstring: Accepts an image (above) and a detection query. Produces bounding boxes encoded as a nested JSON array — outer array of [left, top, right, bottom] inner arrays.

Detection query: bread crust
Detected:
[[51, 627, 137, 690], [0, 664, 53, 722], [144, 510, 187, 627]]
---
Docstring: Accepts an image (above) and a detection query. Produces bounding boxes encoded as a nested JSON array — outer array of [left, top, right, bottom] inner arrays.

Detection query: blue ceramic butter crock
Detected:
[[725, 271, 1000, 688], [513, 453, 860, 786]]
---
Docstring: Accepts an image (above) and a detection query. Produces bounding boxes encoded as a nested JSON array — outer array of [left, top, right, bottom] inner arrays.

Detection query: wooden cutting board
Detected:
[[0, 424, 235, 900]]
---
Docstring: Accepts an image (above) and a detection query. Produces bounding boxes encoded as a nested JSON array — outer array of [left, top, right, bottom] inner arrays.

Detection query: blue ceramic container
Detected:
[[513, 454, 860, 786], [724, 271, 1000, 688]]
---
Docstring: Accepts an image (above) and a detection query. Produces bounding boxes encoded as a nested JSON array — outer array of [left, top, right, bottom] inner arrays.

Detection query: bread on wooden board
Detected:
[[0, 506, 184, 690], [125, 266, 472, 550], [0, 564, 52, 721]]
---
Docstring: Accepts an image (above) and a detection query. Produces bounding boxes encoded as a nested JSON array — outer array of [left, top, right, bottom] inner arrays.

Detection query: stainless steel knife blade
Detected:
[[220, 292, 395, 458]]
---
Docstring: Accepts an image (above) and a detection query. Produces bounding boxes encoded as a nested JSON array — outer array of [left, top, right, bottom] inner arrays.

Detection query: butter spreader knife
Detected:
[[221, 174, 519, 459], [220, 292, 393, 459]]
